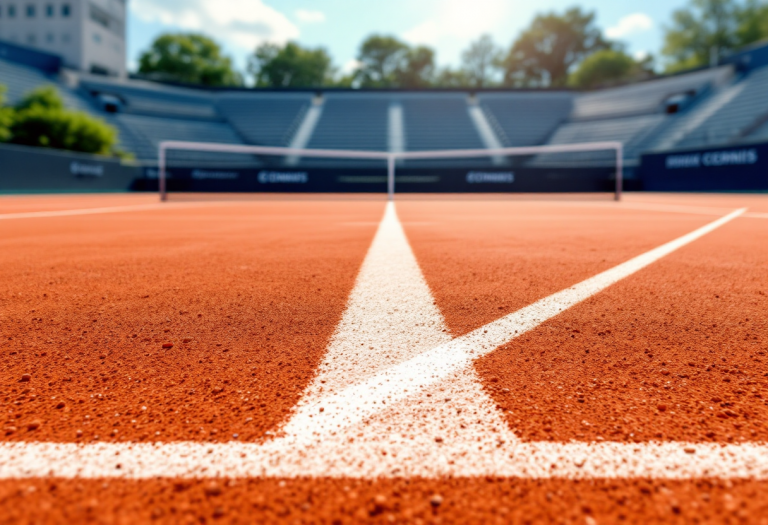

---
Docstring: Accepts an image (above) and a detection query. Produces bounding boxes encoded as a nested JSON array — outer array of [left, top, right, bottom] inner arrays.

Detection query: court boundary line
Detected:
[[0, 206, 757, 480]]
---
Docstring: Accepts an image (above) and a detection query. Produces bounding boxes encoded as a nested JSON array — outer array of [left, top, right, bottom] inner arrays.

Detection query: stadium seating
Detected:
[[216, 92, 312, 146], [0, 57, 89, 110], [80, 76, 220, 120], [307, 94, 389, 151], [400, 93, 485, 151], [570, 66, 731, 120], [4, 41, 768, 172], [478, 92, 573, 147], [666, 65, 768, 148]]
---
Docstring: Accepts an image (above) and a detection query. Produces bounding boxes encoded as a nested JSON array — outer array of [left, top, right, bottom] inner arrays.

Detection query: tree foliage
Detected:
[[0, 85, 13, 142], [663, 0, 768, 72], [138, 33, 242, 86], [354, 35, 436, 88], [736, 0, 768, 47], [569, 49, 654, 89], [461, 35, 503, 87], [249, 42, 333, 87], [502, 7, 611, 87], [6, 85, 119, 156]]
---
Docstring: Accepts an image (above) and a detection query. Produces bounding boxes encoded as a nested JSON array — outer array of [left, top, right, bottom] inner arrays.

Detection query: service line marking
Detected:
[[2, 204, 764, 480], [0, 200, 277, 220]]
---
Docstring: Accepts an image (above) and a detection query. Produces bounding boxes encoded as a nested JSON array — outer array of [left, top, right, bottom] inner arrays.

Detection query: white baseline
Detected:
[[2, 204, 765, 480]]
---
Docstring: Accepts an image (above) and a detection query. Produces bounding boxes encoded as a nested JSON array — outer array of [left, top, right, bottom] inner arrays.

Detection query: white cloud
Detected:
[[402, 0, 510, 46], [130, 0, 300, 51], [606, 13, 653, 40], [634, 50, 649, 61], [295, 9, 326, 24]]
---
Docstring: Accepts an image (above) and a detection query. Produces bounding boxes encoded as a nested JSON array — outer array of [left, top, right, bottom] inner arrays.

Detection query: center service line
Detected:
[[281, 207, 746, 444]]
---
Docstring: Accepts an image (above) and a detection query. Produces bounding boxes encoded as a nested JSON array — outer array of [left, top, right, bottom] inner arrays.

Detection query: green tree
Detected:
[[736, 0, 768, 46], [662, 0, 744, 71], [502, 7, 611, 87], [353, 35, 437, 88], [10, 86, 119, 156], [461, 34, 503, 87], [249, 42, 333, 87], [355, 35, 410, 87], [396, 46, 436, 88], [0, 85, 14, 142], [569, 49, 654, 89], [138, 33, 242, 86], [434, 67, 472, 88]]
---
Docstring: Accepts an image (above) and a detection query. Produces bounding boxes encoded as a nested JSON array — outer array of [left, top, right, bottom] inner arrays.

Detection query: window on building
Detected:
[[46, 32, 54, 44], [46, 4, 54, 17], [93, 33, 102, 44], [61, 3, 70, 17], [62, 33, 71, 44], [27, 33, 36, 44], [26, 4, 35, 17], [8, 5, 17, 17]]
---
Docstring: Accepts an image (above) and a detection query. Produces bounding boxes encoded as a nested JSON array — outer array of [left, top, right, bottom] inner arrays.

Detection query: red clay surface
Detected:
[[3, 477, 768, 524], [0, 201, 382, 443], [1, 193, 767, 524], [398, 201, 720, 336], [477, 215, 768, 444], [0, 194, 159, 214]]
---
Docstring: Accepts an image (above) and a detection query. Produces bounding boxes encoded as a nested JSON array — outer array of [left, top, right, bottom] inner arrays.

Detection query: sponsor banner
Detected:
[[640, 143, 768, 191], [139, 166, 615, 193]]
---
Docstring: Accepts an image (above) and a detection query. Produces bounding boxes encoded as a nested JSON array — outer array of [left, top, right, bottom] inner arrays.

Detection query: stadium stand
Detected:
[[0, 56, 89, 110], [571, 67, 731, 120], [3, 36, 768, 176], [110, 114, 247, 166], [307, 93, 389, 151], [80, 77, 220, 120], [400, 93, 485, 151], [216, 92, 312, 147], [478, 92, 573, 147], [749, 115, 768, 140], [663, 65, 768, 149]]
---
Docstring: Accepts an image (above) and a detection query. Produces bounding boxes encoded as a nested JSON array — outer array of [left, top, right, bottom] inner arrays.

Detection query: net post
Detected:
[[387, 154, 395, 201], [158, 142, 167, 202], [615, 143, 623, 202]]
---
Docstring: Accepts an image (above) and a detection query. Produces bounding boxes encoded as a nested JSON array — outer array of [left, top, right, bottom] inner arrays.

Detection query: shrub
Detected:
[[9, 85, 119, 156], [0, 85, 14, 142]]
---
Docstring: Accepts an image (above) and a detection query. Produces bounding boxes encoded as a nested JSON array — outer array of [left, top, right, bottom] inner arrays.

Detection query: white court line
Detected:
[[2, 205, 762, 480], [600, 202, 734, 216], [0, 202, 197, 220], [0, 199, 290, 220], [279, 207, 746, 444]]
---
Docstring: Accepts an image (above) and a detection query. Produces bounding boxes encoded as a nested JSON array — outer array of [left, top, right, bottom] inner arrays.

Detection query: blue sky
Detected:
[[127, 0, 694, 76]]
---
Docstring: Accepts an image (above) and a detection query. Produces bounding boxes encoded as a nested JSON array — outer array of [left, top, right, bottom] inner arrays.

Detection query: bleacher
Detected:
[[308, 94, 389, 151], [530, 66, 736, 167], [571, 67, 731, 120], [400, 94, 484, 151], [0, 57, 89, 110], [216, 92, 311, 146], [3, 37, 768, 174], [668, 65, 768, 148], [109, 113, 248, 166], [479, 92, 573, 147], [80, 77, 220, 120]]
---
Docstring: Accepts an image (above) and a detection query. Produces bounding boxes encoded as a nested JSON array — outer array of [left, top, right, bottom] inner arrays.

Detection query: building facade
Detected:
[[0, 0, 125, 76]]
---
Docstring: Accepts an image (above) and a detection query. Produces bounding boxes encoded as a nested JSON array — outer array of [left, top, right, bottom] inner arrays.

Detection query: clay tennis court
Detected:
[[1, 192, 767, 524]]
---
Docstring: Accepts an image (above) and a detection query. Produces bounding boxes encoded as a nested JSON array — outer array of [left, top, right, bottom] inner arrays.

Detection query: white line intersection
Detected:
[[2, 203, 768, 479]]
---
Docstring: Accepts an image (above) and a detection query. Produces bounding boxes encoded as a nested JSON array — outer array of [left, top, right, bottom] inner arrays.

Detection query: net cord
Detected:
[[158, 141, 624, 202]]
